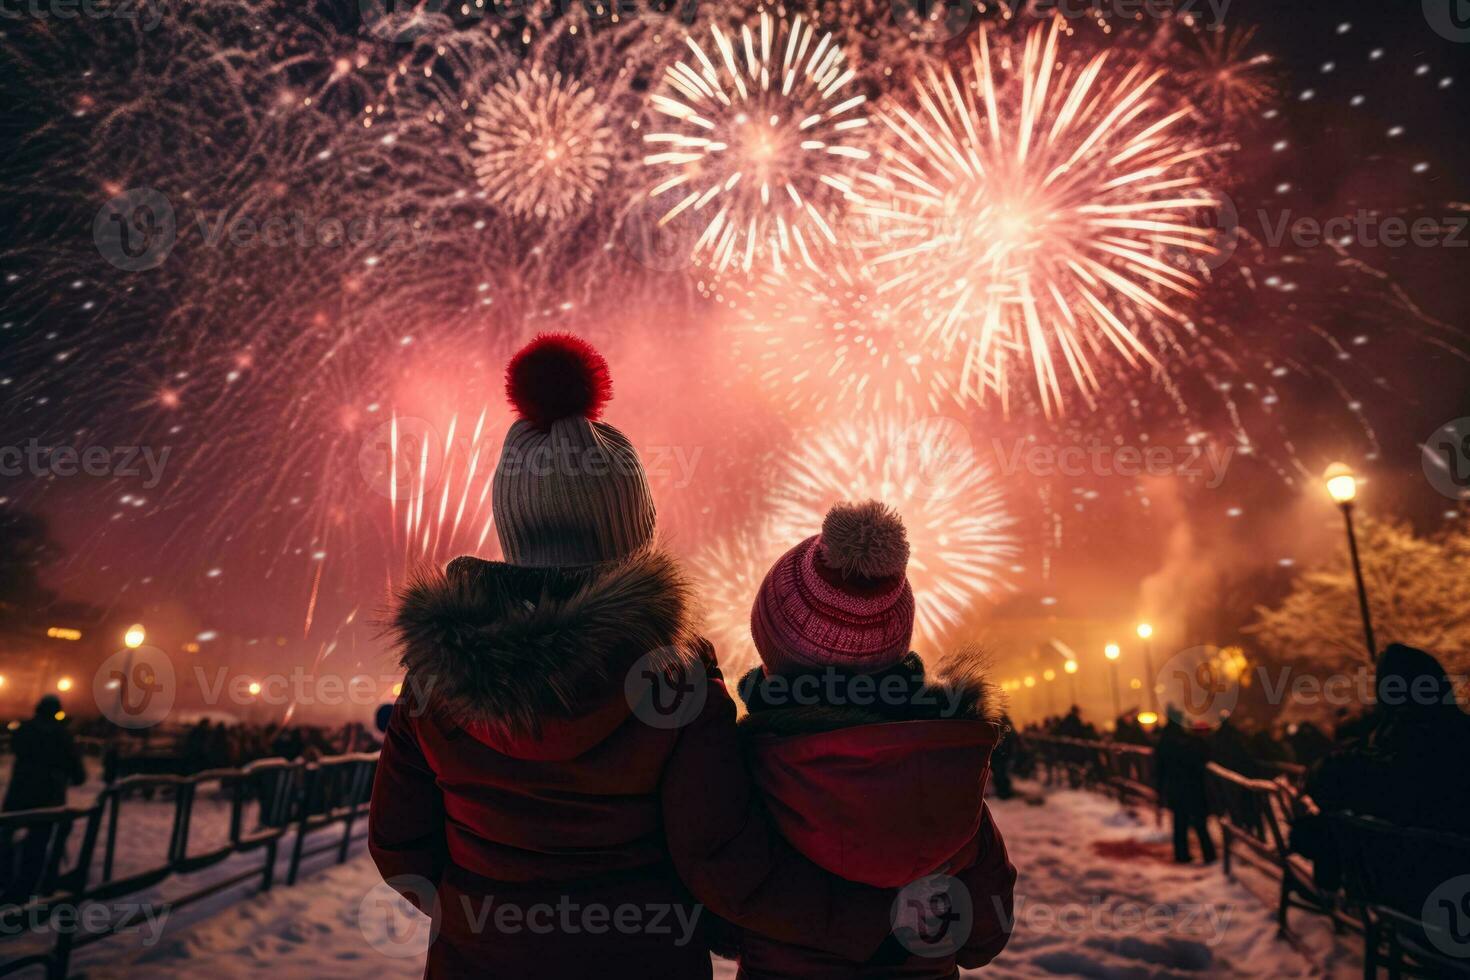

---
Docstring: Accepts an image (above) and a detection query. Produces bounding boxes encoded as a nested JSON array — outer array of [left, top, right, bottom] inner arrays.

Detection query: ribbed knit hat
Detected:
[[492, 334, 656, 567], [751, 500, 915, 675]]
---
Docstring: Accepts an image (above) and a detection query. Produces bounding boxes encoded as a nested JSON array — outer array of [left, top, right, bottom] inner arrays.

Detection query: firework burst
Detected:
[[857, 19, 1226, 417], [718, 253, 958, 416], [690, 527, 781, 679], [642, 10, 872, 276], [472, 69, 614, 222], [768, 416, 1018, 641], [1179, 27, 1277, 126]]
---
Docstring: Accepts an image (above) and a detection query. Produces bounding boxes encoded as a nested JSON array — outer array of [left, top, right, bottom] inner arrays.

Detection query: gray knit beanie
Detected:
[[492, 334, 656, 567]]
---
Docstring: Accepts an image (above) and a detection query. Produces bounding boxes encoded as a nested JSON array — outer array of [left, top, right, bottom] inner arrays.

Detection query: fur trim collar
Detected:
[[390, 549, 699, 737], [738, 647, 1002, 739]]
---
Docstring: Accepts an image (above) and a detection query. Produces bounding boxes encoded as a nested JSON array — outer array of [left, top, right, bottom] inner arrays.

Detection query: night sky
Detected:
[[1, 0, 1467, 714]]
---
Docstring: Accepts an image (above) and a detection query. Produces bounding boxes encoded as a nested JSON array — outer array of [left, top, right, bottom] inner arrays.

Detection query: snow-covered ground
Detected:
[[50, 780, 1363, 978]]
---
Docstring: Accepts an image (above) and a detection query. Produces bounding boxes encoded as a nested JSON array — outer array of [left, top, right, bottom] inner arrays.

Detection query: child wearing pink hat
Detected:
[[737, 500, 1018, 978]]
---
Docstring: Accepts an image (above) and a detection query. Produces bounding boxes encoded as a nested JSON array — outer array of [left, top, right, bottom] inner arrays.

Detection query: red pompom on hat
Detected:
[[505, 332, 613, 429]]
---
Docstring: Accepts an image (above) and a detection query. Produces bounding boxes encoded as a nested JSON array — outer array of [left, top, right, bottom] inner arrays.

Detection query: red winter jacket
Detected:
[[369, 550, 897, 979], [734, 653, 1018, 979]]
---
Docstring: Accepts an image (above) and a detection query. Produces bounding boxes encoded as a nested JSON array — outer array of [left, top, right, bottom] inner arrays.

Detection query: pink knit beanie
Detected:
[[751, 500, 915, 675]]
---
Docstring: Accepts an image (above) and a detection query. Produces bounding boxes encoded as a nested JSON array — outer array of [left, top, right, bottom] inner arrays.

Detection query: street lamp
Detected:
[[117, 624, 147, 722], [1324, 462, 1377, 661], [1063, 658, 1079, 707], [1136, 622, 1158, 712], [1104, 643, 1122, 723]]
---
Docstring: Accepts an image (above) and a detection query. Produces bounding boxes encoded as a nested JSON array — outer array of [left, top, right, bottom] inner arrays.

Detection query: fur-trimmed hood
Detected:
[[737, 648, 1005, 888], [738, 648, 1002, 738], [389, 549, 700, 752]]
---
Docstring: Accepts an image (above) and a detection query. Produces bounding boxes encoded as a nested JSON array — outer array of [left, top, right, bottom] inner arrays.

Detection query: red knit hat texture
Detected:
[[751, 500, 915, 675]]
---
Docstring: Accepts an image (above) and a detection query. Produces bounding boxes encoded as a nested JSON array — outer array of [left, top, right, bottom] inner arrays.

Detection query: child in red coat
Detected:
[[736, 500, 1018, 979], [370, 337, 900, 979]]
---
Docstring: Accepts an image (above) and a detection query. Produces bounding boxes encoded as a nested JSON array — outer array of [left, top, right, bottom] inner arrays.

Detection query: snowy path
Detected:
[[66, 782, 1362, 978]]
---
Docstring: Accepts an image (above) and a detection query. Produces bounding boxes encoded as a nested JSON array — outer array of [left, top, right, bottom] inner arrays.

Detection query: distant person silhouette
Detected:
[[1, 696, 87, 901], [1154, 705, 1216, 864]]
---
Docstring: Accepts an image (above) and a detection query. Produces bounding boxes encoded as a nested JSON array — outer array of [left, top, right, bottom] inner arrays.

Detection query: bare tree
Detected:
[[1247, 517, 1470, 676]]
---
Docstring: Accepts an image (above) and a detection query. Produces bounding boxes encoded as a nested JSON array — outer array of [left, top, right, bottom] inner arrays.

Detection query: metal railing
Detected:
[[0, 752, 377, 979]]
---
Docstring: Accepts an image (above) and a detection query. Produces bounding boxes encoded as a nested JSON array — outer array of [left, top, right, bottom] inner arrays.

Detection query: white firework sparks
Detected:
[[472, 68, 614, 222], [768, 416, 1019, 641], [723, 254, 958, 416], [691, 526, 781, 680], [857, 19, 1225, 416], [643, 10, 872, 276]]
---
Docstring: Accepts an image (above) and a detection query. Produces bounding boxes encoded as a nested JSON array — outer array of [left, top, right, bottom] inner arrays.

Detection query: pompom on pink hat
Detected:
[[751, 500, 915, 675]]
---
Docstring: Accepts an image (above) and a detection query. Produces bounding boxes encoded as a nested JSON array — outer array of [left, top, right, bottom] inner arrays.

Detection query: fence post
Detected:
[[286, 763, 318, 887]]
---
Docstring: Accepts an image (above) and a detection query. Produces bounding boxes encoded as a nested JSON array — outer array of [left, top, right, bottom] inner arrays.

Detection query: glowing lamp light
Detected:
[[1324, 462, 1358, 504], [1136, 623, 1154, 639], [1130, 678, 1143, 690], [247, 681, 262, 697], [1063, 660, 1079, 674], [1137, 711, 1160, 726], [1023, 676, 1037, 688], [47, 627, 83, 641], [0, 675, 6, 687], [124, 624, 146, 649], [392, 682, 403, 697], [54, 711, 66, 722], [1043, 668, 1056, 682], [56, 677, 74, 692], [1104, 643, 1121, 661]]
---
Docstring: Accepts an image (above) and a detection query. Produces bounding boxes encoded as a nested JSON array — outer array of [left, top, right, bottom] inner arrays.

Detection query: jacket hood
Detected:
[[738, 649, 1003, 887], [390, 548, 699, 759]]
